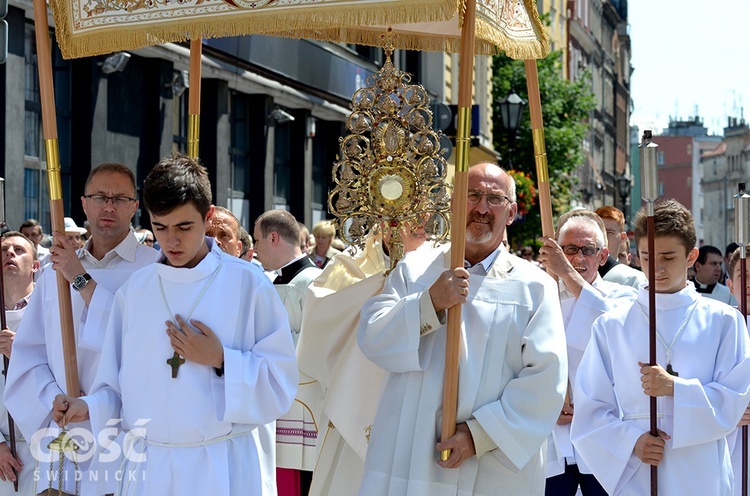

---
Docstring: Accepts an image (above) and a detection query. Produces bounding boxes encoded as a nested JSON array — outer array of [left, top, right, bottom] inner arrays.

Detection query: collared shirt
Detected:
[[79, 228, 141, 269], [5, 291, 32, 311], [271, 254, 313, 283], [692, 279, 716, 294], [464, 244, 505, 275]]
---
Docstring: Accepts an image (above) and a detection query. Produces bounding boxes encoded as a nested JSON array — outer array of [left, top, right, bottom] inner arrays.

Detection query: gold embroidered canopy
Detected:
[[52, 0, 548, 60]]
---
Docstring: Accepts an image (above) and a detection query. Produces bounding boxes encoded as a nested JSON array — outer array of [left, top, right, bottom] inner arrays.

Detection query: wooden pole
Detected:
[[440, 0, 476, 462], [187, 39, 202, 160], [523, 60, 554, 238], [32, 0, 80, 399], [524, 59, 571, 409], [640, 130, 659, 496], [646, 214, 658, 496]]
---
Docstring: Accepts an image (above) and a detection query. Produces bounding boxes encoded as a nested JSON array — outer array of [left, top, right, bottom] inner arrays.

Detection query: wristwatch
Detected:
[[72, 273, 92, 291]]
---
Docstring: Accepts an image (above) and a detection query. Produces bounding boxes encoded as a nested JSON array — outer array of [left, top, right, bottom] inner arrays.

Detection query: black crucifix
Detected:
[[167, 352, 186, 378]]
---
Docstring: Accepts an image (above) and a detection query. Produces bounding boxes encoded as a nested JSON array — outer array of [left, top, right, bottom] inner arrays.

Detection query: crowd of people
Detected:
[[0, 157, 748, 496]]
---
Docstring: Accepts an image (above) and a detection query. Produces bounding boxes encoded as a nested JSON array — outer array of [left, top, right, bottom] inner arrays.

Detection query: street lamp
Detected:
[[497, 90, 527, 168], [616, 173, 631, 219]]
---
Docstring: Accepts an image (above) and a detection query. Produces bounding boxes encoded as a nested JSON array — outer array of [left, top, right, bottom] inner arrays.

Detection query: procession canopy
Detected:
[[52, 0, 549, 60], [263, 0, 549, 59]]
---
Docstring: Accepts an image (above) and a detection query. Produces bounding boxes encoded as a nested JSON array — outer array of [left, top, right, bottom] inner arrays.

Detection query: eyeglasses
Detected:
[[84, 194, 136, 207], [561, 245, 601, 257], [467, 190, 512, 207]]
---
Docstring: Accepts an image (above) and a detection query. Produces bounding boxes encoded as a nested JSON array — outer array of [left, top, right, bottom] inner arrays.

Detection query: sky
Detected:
[[629, 0, 750, 136]]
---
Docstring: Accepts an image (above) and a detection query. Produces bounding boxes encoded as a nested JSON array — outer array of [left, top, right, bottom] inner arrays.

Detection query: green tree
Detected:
[[491, 50, 595, 248]]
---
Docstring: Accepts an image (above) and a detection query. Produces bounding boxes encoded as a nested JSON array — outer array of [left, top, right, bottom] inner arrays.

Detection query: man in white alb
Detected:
[[537, 210, 636, 495], [0, 231, 40, 494], [5, 163, 158, 496], [51, 155, 298, 496], [357, 163, 567, 495]]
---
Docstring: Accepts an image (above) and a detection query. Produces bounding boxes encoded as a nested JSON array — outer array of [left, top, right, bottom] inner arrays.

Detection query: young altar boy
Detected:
[[51, 154, 298, 495], [570, 199, 750, 495]]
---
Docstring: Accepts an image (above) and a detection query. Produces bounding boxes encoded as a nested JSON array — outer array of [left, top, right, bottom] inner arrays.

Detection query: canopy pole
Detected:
[[440, 0, 476, 462], [523, 60, 554, 238], [32, 0, 80, 398], [187, 39, 202, 159]]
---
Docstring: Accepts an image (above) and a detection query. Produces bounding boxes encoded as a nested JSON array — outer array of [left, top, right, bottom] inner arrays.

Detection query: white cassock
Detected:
[[83, 240, 298, 496], [0, 307, 34, 495], [4, 232, 157, 496], [545, 276, 637, 479], [571, 285, 750, 495], [357, 244, 567, 496], [275, 260, 323, 472], [297, 234, 390, 495]]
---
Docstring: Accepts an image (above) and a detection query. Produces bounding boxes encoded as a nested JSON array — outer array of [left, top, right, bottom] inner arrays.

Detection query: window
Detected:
[[23, 167, 50, 231], [656, 151, 665, 165], [23, 23, 73, 232], [228, 91, 251, 227], [24, 24, 70, 232], [172, 83, 188, 154], [24, 25, 40, 158], [273, 113, 292, 206]]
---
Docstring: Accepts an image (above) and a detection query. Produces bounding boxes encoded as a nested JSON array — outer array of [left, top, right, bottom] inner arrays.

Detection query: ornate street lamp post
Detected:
[[498, 90, 527, 169], [616, 173, 631, 220]]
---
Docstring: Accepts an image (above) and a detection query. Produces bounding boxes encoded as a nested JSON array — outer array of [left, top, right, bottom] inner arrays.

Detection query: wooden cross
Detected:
[[167, 352, 186, 378]]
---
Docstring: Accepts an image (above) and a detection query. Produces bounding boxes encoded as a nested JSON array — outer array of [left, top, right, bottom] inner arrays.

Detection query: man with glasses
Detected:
[[537, 209, 636, 496], [5, 162, 158, 496], [357, 163, 567, 495]]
